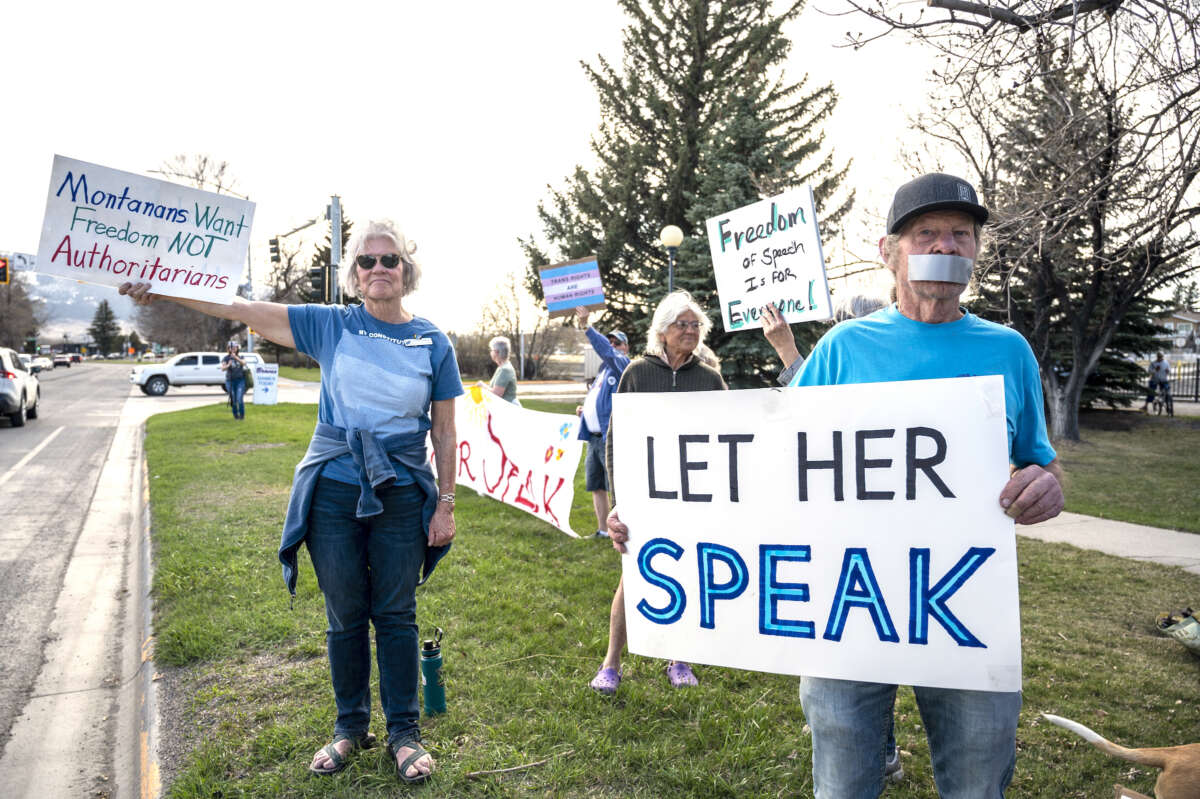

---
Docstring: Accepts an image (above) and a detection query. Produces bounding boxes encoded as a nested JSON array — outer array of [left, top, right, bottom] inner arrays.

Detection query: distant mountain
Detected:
[[18, 271, 138, 340]]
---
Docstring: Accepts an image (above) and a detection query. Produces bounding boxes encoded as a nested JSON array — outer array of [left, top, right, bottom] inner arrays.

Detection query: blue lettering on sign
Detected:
[[759, 545, 814, 638], [697, 543, 748, 629], [637, 537, 687, 624], [823, 548, 900, 643], [908, 547, 994, 647]]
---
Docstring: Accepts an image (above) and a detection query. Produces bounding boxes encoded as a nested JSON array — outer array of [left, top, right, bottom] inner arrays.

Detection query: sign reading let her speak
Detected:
[[35, 155, 255, 304], [612, 376, 1022, 692], [705, 186, 832, 332]]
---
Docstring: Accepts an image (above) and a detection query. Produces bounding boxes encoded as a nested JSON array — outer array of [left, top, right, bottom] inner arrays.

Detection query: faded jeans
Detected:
[[306, 476, 426, 747], [226, 377, 246, 419], [799, 676, 1020, 799]]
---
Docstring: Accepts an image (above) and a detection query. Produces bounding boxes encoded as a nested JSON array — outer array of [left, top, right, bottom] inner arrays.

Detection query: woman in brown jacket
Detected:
[[589, 290, 726, 695]]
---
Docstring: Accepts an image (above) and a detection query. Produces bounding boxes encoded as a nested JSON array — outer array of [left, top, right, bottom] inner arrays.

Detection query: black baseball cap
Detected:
[[887, 173, 989, 234]]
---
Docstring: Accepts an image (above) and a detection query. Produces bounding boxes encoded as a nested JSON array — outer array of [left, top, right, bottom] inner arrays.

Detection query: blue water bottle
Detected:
[[420, 627, 446, 715]]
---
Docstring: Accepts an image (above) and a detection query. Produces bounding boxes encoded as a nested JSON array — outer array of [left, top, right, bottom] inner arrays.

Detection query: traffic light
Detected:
[[0, 256, 8, 285], [268, 238, 281, 264], [309, 265, 327, 303]]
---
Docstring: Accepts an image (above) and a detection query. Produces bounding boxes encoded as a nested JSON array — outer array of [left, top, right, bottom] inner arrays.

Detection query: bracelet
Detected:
[[438, 493, 456, 505]]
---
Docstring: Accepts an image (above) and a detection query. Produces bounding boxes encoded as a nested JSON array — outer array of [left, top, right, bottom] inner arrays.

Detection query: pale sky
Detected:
[[2, 1, 937, 334]]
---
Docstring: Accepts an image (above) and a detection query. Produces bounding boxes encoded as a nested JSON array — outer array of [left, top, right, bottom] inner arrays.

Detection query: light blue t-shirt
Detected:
[[790, 304, 1056, 468], [289, 304, 464, 485]]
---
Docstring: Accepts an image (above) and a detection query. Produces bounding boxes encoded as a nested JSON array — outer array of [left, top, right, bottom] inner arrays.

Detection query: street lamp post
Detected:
[[660, 225, 683, 293]]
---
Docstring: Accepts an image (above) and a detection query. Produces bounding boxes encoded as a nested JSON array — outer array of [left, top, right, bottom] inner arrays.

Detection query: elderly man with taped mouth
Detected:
[[779, 173, 1065, 799]]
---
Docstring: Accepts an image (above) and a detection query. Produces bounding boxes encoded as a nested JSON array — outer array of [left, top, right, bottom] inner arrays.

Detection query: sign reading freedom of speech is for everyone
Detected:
[[705, 186, 832, 333], [34, 155, 255, 304], [440, 385, 585, 535], [538, 255, 604, 318], [612, 376, 1021, 692]]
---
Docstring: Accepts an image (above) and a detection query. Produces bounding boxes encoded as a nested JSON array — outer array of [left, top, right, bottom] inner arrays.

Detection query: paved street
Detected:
[[0, 364, 128, 770], [0, 364, 317, 798]]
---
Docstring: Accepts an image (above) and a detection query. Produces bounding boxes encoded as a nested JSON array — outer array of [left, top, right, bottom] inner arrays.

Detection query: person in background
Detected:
[[488, 336, 519, 404], [221, 340, 248, 420], [760, 294, 887, 386], [574, 305, 631, 539], [590, 290, 726, 696], [1141, 351, 1172, 412], [120, 218, 461, 784]]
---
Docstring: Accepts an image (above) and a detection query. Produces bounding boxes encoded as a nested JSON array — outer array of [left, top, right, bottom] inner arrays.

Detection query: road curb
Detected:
[[115, 421, 161, 799]]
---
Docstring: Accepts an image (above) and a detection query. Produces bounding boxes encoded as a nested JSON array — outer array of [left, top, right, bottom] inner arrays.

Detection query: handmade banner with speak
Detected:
[[538, 255, 604, 318], [612, 376, 1021, 692], [35, 155, 254, 304], [448, 385, 585, 536], [704, 186, 832, 332]]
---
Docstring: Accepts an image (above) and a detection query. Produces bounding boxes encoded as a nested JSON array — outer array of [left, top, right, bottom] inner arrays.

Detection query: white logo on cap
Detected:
[[957, 183, 972, 201]]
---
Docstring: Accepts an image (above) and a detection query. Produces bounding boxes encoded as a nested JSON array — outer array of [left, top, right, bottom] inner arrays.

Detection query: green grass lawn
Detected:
[[1059, 410, 1200, 533], [145, 401, 1200, 798], [278, 366, 320, 382]]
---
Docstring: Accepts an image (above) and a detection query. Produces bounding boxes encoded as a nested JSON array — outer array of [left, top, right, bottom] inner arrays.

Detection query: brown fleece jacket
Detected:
[[605, 353, 727, 503]]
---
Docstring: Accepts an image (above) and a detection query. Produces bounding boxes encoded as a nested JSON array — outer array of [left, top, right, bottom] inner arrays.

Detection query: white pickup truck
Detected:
[[130, 351, 265, 396]]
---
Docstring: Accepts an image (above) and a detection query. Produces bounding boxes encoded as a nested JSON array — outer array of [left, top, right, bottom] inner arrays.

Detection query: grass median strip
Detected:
[[146, 401, 1200, 798]]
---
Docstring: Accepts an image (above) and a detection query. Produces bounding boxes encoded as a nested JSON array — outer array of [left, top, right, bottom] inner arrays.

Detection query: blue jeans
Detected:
[[306, 476, 426, 747], [799, 677, 1020, 799], [227, 377, 246, 418]]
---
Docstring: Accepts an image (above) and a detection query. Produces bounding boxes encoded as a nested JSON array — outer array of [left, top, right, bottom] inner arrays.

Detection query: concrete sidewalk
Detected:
[[1019, 511, 1200, 576]]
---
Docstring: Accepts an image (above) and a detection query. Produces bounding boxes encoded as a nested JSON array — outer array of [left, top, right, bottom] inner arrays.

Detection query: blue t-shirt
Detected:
[[790, 304, 1056, 468], [288, 304, 464, 485]]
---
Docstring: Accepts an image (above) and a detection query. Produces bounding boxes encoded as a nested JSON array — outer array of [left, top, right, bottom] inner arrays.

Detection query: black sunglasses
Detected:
[[355, 253, 402, 269]]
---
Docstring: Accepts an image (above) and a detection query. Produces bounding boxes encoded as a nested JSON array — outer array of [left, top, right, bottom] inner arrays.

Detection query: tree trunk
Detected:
[[1045, 378, 1084, 441]]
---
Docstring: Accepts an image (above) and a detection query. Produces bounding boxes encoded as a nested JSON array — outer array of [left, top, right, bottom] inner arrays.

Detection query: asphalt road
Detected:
[[0, 364, 319, 798], [0, 363, 129, 764]]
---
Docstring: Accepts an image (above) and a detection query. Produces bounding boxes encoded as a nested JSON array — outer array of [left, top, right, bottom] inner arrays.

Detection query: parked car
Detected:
[[53, 354, 71, 368], [0, 347, 41, 426], [130, 351, 270, 396]]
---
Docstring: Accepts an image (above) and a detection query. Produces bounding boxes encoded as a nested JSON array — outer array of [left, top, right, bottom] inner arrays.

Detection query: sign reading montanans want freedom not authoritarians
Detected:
[[35, 155, 255, 304]]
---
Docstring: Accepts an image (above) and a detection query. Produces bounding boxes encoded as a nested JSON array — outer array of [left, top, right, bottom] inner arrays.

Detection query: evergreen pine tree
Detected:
[[88, 300, 122, 355], [522, 0, 851, 386]]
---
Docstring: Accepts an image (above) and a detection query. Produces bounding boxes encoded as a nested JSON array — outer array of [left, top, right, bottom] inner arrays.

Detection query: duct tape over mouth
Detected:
[[907, 254, 974, 284]]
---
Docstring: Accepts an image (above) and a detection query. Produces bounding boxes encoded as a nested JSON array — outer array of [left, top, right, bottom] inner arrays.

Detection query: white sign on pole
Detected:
[[447, 385, 585, 536], [34, 155, 254, 304], [8, 252, 37, 272], [704, 186, 832, 333], [612, 376, 1021, 692], [252, 363, 279, 405]]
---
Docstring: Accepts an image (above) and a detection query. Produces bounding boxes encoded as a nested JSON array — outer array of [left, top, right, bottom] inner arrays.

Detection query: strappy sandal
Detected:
[[389, 738, 434, 784], [308, 731, 376, 776]]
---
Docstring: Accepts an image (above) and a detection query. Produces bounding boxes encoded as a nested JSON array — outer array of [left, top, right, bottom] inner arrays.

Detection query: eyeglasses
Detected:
[[670, 320, 702, 331], [355, 253, 402, 269]]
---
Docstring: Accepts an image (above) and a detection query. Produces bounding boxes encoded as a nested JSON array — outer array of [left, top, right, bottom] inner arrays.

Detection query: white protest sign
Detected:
[[35, 155, 254, 304], [705, 186, 832, 332], [613, 376, 1020, 692], [252, 363, 279, 405], [446, 385, 585, 536]]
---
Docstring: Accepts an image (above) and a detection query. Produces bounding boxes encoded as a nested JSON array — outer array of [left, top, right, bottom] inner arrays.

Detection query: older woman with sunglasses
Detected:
[[119, 219, 461, 784], [589, 290, 726, 696]]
